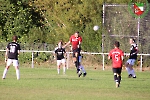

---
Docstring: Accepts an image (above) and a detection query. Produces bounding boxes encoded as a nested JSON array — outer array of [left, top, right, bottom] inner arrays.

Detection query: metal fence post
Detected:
[[140, 55, 143, 72], [31, 52, 34, 68], [102, 53, 105, 70]]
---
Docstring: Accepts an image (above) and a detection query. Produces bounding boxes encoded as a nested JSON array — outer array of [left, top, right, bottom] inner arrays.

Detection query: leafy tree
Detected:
[[0, 0, 132, 52], [0, 0, 48, 43]]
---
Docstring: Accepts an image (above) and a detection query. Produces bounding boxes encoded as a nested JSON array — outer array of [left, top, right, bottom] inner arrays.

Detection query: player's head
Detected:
[[114, 41, 120, 48], [130, 38, 135, 44], [74, 31, 79, 38], [12, 36, 18, 41], [58, 41, 63, 48]]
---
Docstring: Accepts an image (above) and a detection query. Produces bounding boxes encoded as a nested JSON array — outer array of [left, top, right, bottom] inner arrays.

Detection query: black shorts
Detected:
[[113, 68, 122, 74], [72, 48, 80, 57]]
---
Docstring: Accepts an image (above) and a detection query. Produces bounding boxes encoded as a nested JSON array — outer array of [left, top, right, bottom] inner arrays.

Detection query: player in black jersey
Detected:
[[54, 41, 66, 74], [125, 38, 139, 78], [2, 36, 21, 80]]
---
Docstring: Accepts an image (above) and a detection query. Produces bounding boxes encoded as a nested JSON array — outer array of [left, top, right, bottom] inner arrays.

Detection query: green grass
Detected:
[[0, 67, 150, 100]]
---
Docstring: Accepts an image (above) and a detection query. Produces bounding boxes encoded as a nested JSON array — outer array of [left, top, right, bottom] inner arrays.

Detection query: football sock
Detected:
[[77, 68, 80, 73], [114, 75, 118, 82], [16, 69, 20, 80], [79, 65, 86, 73], [126, 67, 131, 75], [2, 68, 8, 79], [74, 61, 78, 68], [131, 69, 136, 77], [75, 61, 81, 73], [63, 66, 66, 74], [118, 76, 121, 84], [57, 68, 60, 74]]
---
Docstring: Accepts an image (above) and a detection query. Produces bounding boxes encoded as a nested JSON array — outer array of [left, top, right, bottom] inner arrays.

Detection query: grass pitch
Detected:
[[0, 67, 150, 100]]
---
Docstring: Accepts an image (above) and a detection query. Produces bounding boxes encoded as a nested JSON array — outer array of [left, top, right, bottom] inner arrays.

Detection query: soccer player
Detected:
[[63, 31, 85, 77], [125, 38, 139, 78], [2, 36, 21, 80], [108, 41, 124, 88], [54, 41, 66, 74]]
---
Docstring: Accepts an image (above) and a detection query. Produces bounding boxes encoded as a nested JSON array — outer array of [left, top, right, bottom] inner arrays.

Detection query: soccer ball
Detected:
[[93, 25, 99, 31]]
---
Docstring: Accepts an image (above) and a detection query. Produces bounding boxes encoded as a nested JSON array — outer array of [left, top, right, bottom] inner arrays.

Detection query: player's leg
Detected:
[[57, 60, 61, 74], [117, 67, 122, 86], [125, 59, 132, 78], [2, 59, 12, 79], [116, 74, 121, 88], [113, 68, 119, 88], [75, 52, 83, 77], [13, 60, 20, 80], [73, 57, 79, 73], [79, 64, 87, 77], [113, 68, 118, 81], [79, 65, 86, 75], [77, 62, 82, 77], [129, 59, 136, 78], [62, 59, 66, 74], [126, 59, 136, 78], [72, 51, 78, 72], [73, 51, 80, 73], [78, 56, 87, 77]]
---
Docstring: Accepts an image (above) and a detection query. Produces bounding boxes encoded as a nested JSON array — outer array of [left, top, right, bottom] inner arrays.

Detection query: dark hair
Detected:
[[59, 41, 63, 45], [132, 38, 135, 42], [12, 36, 18, 41], [59, 40, 63, 45], [114, 41, 120, 47], [75, 31, 79, 34]]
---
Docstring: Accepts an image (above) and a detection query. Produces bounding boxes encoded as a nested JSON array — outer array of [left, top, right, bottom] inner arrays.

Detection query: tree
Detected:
[[4, 0, 145, 52]]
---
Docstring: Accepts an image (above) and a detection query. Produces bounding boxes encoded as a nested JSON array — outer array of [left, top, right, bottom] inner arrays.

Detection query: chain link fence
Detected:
[[102, 3, 150, 68]]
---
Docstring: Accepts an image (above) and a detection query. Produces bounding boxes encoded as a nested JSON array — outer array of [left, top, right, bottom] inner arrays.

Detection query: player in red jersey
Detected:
[[108, 41, 124, 88], [63, 32, 86, 77]]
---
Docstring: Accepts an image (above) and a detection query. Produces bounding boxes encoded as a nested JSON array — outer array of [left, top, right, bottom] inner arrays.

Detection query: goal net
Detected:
[[102, 3, 150, 67]]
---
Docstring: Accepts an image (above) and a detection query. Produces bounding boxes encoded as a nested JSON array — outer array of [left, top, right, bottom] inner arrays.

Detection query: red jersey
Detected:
[[109, 48, 124, 68], [70, 35, 82, 50]]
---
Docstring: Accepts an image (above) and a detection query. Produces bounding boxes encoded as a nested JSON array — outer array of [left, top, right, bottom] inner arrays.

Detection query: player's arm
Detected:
[[63, 41, 70, 48], [121, 51, 124, 61], [108, 55, 111, 60], [53, 49, 57, 60], [108, 52, 112, 60], [134, 48, 139, 54], [5, 48, 9, 62], [17, 45, 21, 55], [18, 50, 20, 55], [54, 53, 57, 60], [64, 50, 67, 59], [78, 41, 81, 48], [131, 47, 139, 55], [121, 55, 124, 61], [78, 36, 82, 48]]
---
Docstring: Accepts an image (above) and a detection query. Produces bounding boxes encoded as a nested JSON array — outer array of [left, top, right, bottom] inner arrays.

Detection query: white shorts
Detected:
[[126, 59, 136, 66], [57, 59, 66, 66], [7, 59, 19, 67]]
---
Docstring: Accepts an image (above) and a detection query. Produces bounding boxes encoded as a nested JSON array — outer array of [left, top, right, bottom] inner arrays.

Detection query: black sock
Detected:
[[114, 75, 118, 82], [74, 61, 78, 68], [74, 61, 80, 73], [77, 68, 80, 72], [118, 76, 121, 84]]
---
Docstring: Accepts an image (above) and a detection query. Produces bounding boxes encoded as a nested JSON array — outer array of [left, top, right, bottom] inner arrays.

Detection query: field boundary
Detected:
[[0, 50, 150, 71]]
